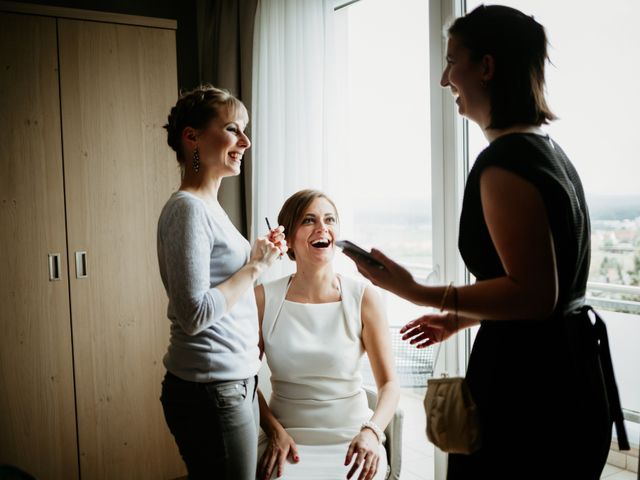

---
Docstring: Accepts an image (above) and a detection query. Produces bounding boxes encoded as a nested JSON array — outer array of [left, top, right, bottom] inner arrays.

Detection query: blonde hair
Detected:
[[163, 84, 248, 162]]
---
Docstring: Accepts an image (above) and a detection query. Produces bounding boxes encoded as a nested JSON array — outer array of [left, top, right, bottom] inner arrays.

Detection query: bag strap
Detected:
[[431, 338, 448, 377], [583, 305, 630, 450]]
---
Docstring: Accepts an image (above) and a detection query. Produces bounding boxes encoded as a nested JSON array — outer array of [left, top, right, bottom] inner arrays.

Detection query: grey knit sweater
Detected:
[[157, 191, 260, 382]]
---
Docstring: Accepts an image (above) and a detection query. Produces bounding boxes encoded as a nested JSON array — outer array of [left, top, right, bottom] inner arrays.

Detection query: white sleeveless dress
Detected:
[[258, 275, 387, 480]]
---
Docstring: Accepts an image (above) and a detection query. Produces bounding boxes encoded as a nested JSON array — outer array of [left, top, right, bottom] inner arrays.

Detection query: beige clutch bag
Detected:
[[423, 375, 482, 454]]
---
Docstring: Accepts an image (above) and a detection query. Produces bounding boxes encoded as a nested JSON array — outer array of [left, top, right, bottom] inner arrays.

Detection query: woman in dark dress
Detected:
[[346, 5, 624, 479]]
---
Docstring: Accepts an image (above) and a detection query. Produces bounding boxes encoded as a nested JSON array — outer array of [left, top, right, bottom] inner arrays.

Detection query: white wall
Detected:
[[600, 309, 640, 444], [603, 310, 640, 413]]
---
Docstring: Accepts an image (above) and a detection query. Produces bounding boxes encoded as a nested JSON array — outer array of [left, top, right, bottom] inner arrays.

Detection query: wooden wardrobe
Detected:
[[0, 3, 185, 479]]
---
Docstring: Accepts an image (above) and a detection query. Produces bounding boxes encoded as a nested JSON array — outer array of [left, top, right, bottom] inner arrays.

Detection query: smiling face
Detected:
[[196, 106, 250, 177], [291, 197, 339, 266], [440, 35, 491, 128]]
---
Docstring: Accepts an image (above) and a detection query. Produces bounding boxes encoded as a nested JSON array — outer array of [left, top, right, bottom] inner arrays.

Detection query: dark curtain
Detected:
[[196, 0, 259, 237]]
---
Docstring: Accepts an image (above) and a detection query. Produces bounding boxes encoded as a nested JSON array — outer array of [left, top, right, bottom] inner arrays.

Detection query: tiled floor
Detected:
[[601, 465, 637, 480], [396, 389, 638, 480], [398, 389, 434, 480]]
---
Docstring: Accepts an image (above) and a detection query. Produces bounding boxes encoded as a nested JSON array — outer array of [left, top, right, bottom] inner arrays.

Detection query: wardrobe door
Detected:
[[58, 19, 183, 479], [0, 12, 79, 479]]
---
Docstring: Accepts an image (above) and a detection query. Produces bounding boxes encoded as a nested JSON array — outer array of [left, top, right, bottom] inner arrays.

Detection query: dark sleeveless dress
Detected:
[[448, 133, 612, 479]]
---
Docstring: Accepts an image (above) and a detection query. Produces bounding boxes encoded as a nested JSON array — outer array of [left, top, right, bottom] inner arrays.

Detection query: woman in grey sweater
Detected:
[[157, 85, 286, 480]]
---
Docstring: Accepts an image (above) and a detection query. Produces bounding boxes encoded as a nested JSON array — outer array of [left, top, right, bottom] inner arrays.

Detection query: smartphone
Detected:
[[335, 240, 385, 269]]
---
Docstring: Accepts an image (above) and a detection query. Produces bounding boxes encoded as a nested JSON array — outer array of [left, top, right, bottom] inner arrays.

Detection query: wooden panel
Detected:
[[58, 19, 183, 479], [0, 0, 177, 29], [0, 12, 79, 479]]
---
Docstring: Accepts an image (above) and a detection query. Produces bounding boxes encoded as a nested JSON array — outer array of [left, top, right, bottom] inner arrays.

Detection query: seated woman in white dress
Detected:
[[255, 189, 400, 480]]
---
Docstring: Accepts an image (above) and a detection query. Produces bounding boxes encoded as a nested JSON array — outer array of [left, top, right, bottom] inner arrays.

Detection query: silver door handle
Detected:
[[75, 251, 88, 279], [48, 253, 61, 281]]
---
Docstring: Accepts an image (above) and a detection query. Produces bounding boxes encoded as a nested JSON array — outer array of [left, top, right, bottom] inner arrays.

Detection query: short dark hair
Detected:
[[163, 84, 248, 163], [277, 189, 339, 261], [448, 5, 556, 129]]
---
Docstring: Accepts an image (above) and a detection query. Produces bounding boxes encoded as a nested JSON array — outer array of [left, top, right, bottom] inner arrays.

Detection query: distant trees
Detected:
[[599, 256, 623, 283], [630, 253, 640, 287]]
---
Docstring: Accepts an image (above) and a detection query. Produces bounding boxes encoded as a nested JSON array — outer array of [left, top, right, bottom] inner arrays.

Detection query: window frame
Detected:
[[429, 1, 468, 477]]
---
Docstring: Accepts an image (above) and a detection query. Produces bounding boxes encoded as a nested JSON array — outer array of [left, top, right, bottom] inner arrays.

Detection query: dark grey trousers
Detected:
[[161, 371, 259, 480]]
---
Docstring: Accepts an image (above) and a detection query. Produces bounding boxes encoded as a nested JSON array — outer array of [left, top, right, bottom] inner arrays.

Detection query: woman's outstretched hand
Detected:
[[344, 248, 415, 298], [258, 427, 299, 480], [400, 313, 459, 349], [344, 429, 380, 480]]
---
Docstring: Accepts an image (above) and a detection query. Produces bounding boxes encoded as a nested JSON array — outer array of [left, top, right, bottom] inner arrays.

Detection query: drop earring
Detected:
[[192, 146, 200, 173]]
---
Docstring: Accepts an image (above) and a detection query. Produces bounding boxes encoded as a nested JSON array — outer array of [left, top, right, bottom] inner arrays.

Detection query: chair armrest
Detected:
[[363, 386, 404, 480]]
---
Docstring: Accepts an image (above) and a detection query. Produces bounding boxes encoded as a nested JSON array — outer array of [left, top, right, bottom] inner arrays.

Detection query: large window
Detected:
[[334, 0, 432, 329]]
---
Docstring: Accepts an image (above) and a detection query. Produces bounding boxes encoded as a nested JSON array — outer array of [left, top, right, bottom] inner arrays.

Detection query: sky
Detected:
[[468, 0, 640, 196], [340, 0, 431, 203], [341, 0, 640, 199]]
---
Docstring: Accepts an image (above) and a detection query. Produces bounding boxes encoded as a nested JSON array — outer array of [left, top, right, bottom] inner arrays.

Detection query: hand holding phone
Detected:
[[335, 240, 385, 269]]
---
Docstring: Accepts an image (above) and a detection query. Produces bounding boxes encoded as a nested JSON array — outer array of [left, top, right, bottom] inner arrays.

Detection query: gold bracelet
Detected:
[[439, 282, 453, 312]]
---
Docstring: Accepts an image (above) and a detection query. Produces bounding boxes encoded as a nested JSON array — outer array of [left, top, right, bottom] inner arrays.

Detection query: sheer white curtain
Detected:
[[251, 0, 348, 281]]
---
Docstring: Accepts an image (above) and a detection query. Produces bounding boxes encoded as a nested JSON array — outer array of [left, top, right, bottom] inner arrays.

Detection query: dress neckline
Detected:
[[283, 299, 342, 306], [283, 274, 343, 304]]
